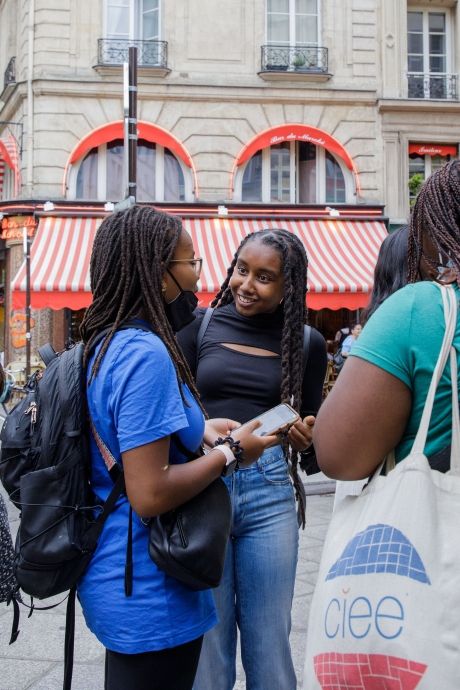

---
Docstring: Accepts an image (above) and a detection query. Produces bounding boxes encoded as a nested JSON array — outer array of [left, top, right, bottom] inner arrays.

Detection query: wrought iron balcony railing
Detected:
[[408, 72, 457, 100], [3, 56, 16, 91], [97, 39, 168, 68], [261, 45, 328, 74]]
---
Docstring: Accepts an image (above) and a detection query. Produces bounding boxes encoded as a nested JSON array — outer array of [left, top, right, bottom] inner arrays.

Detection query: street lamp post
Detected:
[[23, 226, 31, 379]]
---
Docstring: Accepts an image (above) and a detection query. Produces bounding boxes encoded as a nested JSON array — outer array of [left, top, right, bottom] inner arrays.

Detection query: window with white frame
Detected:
[[105, 0, 160, 41], [408, 146, 457, 205], [267, 0, 319, 45], [71, 139, 191, 202], [407, 8, 455, 99], [238, 141, 351, 204]]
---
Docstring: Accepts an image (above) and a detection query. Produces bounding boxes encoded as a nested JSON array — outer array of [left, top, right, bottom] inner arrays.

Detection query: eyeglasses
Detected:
[[168, 258, 203, 275]]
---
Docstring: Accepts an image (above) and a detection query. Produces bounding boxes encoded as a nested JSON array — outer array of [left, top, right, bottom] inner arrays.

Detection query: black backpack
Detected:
[[0, 338, 124, 690]]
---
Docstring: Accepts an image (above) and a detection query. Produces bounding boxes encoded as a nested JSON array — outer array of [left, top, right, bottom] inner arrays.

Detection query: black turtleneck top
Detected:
[[177, 303, 327, 424]]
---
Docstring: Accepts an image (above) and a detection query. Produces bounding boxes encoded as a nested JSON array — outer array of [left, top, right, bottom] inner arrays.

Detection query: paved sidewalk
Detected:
[[0, 489, 334, 690]]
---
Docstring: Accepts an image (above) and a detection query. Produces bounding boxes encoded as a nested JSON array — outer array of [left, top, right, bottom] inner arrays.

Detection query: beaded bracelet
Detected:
[[214, 435, 245, 467]]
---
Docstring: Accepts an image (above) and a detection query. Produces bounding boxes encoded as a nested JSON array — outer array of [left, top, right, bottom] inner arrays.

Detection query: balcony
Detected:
[[95, 39, 169, 77], [259, 45, 330, 82], [3, 56, 16, 91], [408, 73, 457, 101]]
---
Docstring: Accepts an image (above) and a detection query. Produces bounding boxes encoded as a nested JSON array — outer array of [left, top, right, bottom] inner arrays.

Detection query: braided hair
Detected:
[[80, 205, 202, 407], [212, 228, 309, 526], [408, 160, 460, 284]]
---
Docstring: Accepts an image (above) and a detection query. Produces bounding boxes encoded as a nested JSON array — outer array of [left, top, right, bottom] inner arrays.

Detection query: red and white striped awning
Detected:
[[11, 215, 387, 311], [0, 132, 20, 197], [185, 217, 387, 310], [12, 217, 103, 310]]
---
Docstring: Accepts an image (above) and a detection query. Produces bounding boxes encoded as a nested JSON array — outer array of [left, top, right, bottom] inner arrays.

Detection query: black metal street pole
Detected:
[[128, 45, 138, 202], [23, 226, 31, 379]]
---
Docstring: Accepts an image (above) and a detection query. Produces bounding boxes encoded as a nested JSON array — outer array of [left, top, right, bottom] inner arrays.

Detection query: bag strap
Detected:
[[449, 345, 460, 474], [411, 284, 457, 456], [195, 307, 214, 371], [302, 325, 311, 376]]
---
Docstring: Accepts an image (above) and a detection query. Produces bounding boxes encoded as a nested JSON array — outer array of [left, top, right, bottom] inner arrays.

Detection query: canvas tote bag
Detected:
[[304, 284, 460, 690]]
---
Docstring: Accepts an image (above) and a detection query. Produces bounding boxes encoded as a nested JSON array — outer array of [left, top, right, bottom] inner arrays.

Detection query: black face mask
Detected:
[[164, 270, 198, 332]]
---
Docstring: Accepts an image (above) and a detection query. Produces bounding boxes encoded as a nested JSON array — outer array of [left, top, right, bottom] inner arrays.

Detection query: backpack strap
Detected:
[[195, 308, 214, 371], [38, 343, 57, 367]]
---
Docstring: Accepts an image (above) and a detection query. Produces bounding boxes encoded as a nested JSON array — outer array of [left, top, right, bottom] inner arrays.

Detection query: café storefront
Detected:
[[2, 199, 388, 369]]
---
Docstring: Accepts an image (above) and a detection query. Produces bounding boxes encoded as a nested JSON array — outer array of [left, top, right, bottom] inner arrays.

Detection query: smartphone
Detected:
[[243, 403, 300, 437]]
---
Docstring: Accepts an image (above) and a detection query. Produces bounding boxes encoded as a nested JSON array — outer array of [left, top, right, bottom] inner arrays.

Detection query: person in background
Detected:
[[334, 325, 350, 350], [314, 160, 460, 485], [362, 225, 409, 323], [178, 228, 327, 690], [77, 206, 274, 690], [340, 323, 362, 358]]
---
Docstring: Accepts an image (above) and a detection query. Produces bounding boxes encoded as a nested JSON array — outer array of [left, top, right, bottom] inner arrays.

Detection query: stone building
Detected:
[[0, 0, 459, 364]]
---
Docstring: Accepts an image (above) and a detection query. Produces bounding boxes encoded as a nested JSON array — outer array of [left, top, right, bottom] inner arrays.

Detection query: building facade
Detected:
[[0, 0, 459, 361]]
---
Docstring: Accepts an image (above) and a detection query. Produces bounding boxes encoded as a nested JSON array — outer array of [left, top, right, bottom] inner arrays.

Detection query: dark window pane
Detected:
[[325, 152, 345, 204], [242, 151, 262, 202], [429, 12, 445, 32], [164, 150, 185, 201], [429, 56, 446, 73], [270, 144, 290, 202], [408, 33, 423, 54], [76, 148, 98, 199], [137, 141, 156, 201], [429, 34, 445, 56], [407, 12, 423, 32], [298, 143, 316, 202], [106, 139, 124, 200], [408, 55, 423, 72]]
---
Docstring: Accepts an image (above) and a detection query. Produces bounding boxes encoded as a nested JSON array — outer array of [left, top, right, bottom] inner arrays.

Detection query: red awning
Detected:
[[12, 217, 103, 310], [185, 218, 387, 310], [408, 143, 457, 157], [0, 132, 20, 197], [11, 215, 387, 311]]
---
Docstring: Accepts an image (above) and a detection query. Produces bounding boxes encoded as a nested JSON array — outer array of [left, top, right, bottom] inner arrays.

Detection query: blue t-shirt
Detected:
[[351, 282, 460, 462], [77, 326, 216, 653]]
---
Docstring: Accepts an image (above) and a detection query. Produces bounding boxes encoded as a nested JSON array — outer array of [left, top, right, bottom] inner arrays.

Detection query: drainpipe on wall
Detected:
[[26, 0, 35, 195]]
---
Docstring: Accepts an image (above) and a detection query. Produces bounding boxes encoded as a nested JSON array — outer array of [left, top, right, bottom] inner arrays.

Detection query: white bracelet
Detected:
[[213, 443, 235, 466]]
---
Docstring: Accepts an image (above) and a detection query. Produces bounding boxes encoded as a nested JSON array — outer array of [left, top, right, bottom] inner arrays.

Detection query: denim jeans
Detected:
[[193, 446, 299, 690]]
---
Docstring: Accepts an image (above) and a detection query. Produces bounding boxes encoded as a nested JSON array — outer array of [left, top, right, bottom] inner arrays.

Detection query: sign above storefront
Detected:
[[409, 143, 457, 157], [1, 215, 37, 240]]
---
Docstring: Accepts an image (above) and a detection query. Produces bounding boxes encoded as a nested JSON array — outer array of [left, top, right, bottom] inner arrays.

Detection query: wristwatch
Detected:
[[216, 443, 238, 477]]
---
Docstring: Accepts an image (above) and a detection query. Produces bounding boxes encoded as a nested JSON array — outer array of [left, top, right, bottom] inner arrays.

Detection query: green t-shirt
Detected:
[[351, 282, 460, 461]]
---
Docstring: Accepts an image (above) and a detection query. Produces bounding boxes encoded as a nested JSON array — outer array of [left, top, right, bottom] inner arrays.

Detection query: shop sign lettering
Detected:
[[1, 216, 37, 240]]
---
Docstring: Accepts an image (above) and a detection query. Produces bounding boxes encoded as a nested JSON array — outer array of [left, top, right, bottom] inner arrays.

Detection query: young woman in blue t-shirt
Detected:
[[77, 206, 275, 690]]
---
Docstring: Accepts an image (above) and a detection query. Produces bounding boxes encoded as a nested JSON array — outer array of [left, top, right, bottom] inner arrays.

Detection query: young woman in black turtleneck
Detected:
[[177, 229, 326, 690]]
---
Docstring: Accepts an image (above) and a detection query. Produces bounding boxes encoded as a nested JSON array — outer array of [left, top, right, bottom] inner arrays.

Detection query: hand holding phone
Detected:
[[240, 403, 300, 437]]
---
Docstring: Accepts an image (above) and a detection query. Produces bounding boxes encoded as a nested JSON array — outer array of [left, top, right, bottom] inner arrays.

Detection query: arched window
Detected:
[[71, 138, 188, 202], [239, 141, 350, 204]]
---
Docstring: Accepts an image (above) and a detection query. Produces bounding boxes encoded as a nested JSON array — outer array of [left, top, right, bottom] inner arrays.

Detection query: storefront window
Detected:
[[408, 145, 457, 205], [74, 138, 187, 202], [239, 141, 350, 204]]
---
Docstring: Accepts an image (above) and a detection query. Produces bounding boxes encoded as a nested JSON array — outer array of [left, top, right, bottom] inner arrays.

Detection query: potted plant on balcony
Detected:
[[291, 52, 307, 71]]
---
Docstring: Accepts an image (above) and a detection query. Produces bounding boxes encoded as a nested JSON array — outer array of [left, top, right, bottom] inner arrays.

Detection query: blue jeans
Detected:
[[193, 446, 299, 690]]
